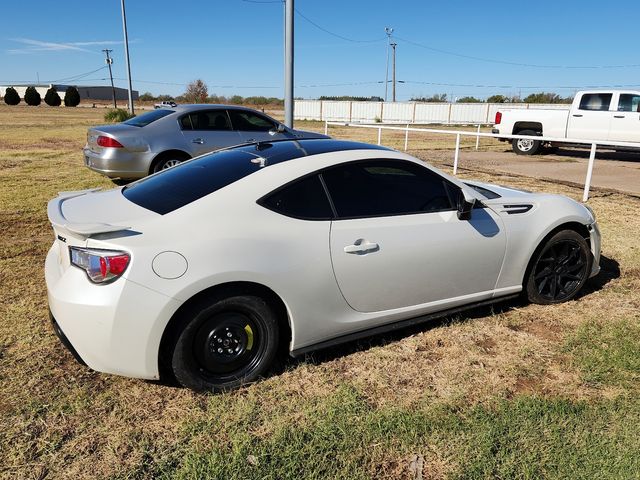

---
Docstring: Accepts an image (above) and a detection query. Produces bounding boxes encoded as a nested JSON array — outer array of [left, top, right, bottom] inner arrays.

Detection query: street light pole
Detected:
[[102, 49, 117, 109], [284, 0, 294, 128], [120, 0, 134, 115], [384, 27, 393, 102], [391, 42, 397, 102]]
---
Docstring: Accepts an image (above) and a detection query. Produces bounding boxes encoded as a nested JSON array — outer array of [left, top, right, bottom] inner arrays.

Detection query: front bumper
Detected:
[[45, 243, 182, 379], [83, 146, 151, 179], [589, 220, 602, 278]]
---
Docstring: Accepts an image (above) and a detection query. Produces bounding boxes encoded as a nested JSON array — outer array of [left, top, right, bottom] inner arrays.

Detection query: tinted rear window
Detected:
[[123, 109, 175, 127], [261, 175, 333, 220], [122, 149, 262, 214]]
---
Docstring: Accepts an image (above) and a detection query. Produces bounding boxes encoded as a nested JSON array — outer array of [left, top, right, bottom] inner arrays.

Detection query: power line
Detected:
[[394, 35, 640, 69], [294, 8, 386, 43]]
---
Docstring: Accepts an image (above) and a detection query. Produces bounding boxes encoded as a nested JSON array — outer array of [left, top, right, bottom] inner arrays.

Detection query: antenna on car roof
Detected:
[[251, 156, 267, 168]]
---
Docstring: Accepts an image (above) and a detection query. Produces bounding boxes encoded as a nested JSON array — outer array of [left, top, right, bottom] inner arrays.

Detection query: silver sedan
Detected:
[[83, 104, 328, 180]]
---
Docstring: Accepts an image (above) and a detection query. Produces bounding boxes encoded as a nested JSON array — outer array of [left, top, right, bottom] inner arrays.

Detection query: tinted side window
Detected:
[[123, 109, 174, 127], [322, 160, 454, 219], [228, 110, 275, 131], [579, 93, 612, 111], [180, 110, 231, 131], [261, 175, 333, 220], [617, 94, 640, 112]]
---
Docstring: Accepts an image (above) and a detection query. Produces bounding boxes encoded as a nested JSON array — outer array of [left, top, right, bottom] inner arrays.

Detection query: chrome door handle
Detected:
[[613, 115, 625, 118], [192, 138, 205, 144], [344, 240, 379, 255]]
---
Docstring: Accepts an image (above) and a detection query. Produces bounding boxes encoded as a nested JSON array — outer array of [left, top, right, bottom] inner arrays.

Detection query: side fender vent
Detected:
[[501, 204, 533, 215]]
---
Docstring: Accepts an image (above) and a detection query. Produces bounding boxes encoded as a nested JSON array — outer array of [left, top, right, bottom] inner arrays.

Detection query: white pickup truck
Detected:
[[492, 90, 640, 154]]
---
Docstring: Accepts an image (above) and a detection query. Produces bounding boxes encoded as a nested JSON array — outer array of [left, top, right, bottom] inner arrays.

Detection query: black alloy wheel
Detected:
[[170, 295, 279, 393], [526, 230, 591, 304]]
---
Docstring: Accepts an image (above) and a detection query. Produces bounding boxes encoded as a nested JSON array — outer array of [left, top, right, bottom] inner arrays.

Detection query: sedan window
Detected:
[[260, 175, 333, 220], [228, 110, 275, 132], [180, 110, 231, 131], [123, 109, 175, 127], [322, 160, 455, 219]]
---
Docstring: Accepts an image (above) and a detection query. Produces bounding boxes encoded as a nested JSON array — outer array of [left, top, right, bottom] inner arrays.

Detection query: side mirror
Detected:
[[457, 189, 476, 220], [269, 123, 287, 136]]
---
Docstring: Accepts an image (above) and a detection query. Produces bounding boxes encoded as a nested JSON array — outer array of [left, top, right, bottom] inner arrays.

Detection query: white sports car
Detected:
[[46, 139, 601, 392]]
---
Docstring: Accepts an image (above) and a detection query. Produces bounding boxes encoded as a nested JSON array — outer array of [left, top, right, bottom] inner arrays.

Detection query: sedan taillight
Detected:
[[97, 136, 124, 148], [70, 247, 130, 284]]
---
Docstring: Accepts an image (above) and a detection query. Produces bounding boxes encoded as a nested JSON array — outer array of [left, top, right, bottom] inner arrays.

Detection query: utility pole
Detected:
[[391, 42, 397, 102], [120, 0, 134, 115], [284, 0, 294, 128], [102, 49, 117, 109], [384, 27, 393, 102]]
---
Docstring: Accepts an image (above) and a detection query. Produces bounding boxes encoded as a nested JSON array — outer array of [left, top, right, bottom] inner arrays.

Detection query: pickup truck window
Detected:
[[579, 93, 612, 111], [617, 94, 640, 112]]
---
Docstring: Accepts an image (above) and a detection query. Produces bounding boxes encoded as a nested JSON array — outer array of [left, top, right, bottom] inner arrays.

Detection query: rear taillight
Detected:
[[97, 136, 124, 148], [70, 247, 130, 284], [495, 111, 502, 124]]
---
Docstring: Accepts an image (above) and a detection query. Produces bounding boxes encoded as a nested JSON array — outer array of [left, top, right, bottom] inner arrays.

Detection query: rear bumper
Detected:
[[83, 146, 151, 179], [45, 243, 182, 380], [50, 310, 87, 366]]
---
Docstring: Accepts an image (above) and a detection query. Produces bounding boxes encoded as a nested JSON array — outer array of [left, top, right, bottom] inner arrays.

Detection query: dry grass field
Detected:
[[0, 104, 639, 479]]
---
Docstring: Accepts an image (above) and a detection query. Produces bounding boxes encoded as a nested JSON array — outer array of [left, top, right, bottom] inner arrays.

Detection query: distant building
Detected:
[[0, 84, 139, 101]]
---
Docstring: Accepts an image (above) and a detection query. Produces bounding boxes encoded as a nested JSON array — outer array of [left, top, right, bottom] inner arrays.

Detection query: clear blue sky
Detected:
[[2, 0, 639, 101]]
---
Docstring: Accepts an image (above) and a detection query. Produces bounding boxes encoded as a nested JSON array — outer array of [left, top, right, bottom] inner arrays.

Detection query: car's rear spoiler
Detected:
[[47, 189, 131, 237]]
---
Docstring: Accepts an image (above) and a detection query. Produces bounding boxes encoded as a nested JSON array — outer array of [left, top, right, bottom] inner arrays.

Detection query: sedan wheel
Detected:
[[170, 295, 279, 392], [526, 230, 591, 304]]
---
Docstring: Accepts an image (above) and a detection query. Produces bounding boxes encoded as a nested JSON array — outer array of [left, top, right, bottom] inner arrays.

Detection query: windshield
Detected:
[[123, 109, 174, 127]]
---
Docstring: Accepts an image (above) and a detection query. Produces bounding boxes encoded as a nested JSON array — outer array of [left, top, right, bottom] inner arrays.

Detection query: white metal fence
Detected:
[[295, 100, 568, 124], [325, 121, 638, 202]]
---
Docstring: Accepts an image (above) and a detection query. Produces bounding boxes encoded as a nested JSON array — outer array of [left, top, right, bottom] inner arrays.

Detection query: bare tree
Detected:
[[183, 79, 209, 103]]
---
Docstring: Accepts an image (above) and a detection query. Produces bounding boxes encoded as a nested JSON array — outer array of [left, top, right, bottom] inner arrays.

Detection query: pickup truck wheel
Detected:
[[513, 130, 542, 155]]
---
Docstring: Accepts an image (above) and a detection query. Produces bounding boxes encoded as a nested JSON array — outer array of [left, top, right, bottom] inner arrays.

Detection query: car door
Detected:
[[567, 93, 613, 141], [324, 160, 506, 313], [608, 92, 640, 143], [227, 109, 289, 143], [179, 109, 242, 156]]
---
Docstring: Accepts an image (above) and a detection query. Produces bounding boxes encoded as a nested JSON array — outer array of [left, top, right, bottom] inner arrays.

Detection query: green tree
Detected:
[[139, 92, 155, 101], [411, 93, 448, 103], [457, 96, 481, 103], [24, 86, 41, 106], [523, 92, 572, 104], [229, 95, 244, 104], [487, 94, 507, 103], [183, 79, 208, 103], [4, 87, 20, 105], [64, 86, 81, 107], [44, 87, 61, 106]]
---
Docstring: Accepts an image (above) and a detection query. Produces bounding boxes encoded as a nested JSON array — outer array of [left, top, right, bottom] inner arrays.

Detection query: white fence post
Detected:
[[324, 120, 328, 136], [453, 133, 461, 175], [404, 124, 409, 151], [475, 124, 481, 151], [583, 143, 597, 202], [377, 127, 382, 146]]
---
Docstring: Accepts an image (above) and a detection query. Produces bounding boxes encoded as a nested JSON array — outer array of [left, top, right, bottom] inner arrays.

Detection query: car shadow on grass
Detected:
[[151, 255, 620, 390], [281, 254, 620, 369]]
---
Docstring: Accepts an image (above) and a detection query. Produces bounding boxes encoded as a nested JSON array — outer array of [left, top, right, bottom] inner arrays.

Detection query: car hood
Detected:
[[47, 188, 158, 238]]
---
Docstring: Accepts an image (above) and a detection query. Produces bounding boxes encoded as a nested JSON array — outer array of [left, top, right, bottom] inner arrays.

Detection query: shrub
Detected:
[[4, 87, 20, 105], [104, 108, 135, 123], [64, 86, 80, 107], [24, 86, 41, 106], [44, 87, 61, 106]]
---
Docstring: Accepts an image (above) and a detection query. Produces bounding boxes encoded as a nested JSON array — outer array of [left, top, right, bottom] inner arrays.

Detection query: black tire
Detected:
[[151, 152, 190, 174], [525, 230, 592, 305], [170, 295, 279, 393], [512, 129, 542, 155]]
